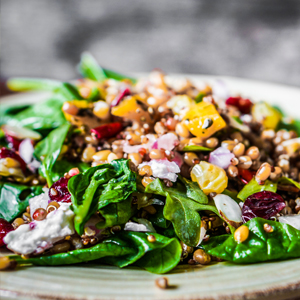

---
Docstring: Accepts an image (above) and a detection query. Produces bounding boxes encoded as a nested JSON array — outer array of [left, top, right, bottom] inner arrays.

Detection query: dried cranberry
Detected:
[[242, 191, 285, 223], [48, 177, 71, 203], [225, 97, 253, 114], [0, 218, 14, 247], [238, 168, 255, 184], [91, 122, 123, 140], [5, 134, 22, 151], [110, 88, 131, 107], [0, 147, 26, 171]]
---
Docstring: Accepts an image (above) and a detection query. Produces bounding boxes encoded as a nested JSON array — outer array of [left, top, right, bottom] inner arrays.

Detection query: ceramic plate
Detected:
[[1, 75, 300, 300]]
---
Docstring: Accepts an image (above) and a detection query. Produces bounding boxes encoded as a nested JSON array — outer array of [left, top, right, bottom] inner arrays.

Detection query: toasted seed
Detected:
[[12, 218, 25, 229], [52, 242, 71, 254], [193, 249, 211, 265], [233, 143, 245, 157], [147, 235, 156, 243], [255, 162, 272, 182], [0, 257, 16, 270], [139, 165, 153, 176], [142, 177, 154, 187], [155, 277, 169, 289], [228, 165, 238, 177], [263, 223, 273, 233], [246, 146, 260, 160], [234, 225, 249, 243], [47, 201, 60, 213], [238, 156, 252, 169], [128, 153, 142, 165], [205, 137, 218, 148]]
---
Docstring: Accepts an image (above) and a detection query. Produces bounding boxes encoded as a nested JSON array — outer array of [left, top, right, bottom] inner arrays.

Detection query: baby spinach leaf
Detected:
[[97, 196, 136, 229], [6, 96, 67, 131], [38, 159, 90, 184], [78, 52, 107, 82], [148, 205, 170, 229], [7, 78, 62, 91], [145, 178, 218, 247], [112, 231, 181, 274], [201, 234, 230, 252], [0, 182, 43, 222], [237, 178, 277, 201], [34, 123, 71, 187], [78, 52, 137, 83], [182, 145, 212, 152], [9, 232, 181, 274], [207, 218, 300, 264], [277, 177, 300, 190], [69, 159, 137, 234]]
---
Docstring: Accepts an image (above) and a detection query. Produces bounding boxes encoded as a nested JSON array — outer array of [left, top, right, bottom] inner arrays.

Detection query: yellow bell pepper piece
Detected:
[[251, 102, 281, 130], [62, 100, 91, 122], [191, 161, 228, 195], [111, 96, 139, 118], [183, 102, 226, 139]]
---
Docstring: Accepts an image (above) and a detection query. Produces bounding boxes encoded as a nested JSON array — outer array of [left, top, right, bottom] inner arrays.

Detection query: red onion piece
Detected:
[[242, 191, 285, 223], [209, 147, 234, 169], [91, 122, 123, 140], [155, 133, 179, 151], [225, 97, 253, 114], [110, 87, 131, 107]]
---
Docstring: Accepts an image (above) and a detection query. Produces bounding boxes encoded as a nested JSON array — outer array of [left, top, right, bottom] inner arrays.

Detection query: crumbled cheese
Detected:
[[4, 203, 74, 255]]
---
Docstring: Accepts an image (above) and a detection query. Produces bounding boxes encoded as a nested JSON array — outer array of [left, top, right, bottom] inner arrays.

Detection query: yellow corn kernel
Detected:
[[93, 101, 110, 119], [183, 102, 226, 139], [111, 96, 139, 118], [191, 161, 228, 194], [251, 102, 281, 130]]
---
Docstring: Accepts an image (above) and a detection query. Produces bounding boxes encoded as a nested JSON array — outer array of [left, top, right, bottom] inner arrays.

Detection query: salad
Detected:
[[0, 53, 300, 274]]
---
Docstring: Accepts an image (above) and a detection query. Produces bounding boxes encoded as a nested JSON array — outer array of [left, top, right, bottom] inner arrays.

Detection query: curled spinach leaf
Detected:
[[9, 232, 181, 274], [0, 182, 43, 222], [69, 159, 137, 234]]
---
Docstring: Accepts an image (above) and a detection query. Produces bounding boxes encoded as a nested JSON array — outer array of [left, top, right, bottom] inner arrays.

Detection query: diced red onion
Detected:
[[209, 147, 235, 169], [212, 80, 230, 99], [172, 151, 183, 168], [155, 133, 179, 151]]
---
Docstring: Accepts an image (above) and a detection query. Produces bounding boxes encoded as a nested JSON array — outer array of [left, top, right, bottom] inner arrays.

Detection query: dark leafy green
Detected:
[[201, 234, 230, 252], [9, 231, 181, 274], [237, 178, 277, 201], [277, 177, 300, 189], [0, 182, 44, 222], [69, 159, 137, 234], [182, 145, 212, 152], [148, 205, 170, 229], [78, 52, 137, 83], [34, 123, 71, 186], [145, 177, 220, 247], [207, 218, 300, 263]]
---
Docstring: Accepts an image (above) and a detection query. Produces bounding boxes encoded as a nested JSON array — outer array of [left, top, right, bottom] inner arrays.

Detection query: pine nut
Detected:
[[246, 146, 260, 160], [154, 121, 166, 135], [139, 165, 153, 176], [175, 122, 190, 138], [128, 153, 142, 165], [205, 137, 218, 148], [12, 218, 25, 229], [92, 150, 111, 162], [255, 162, 272, 182], [228, 165, 238, 177], [238, 156, 252, 169], [234, 225, 249, 243], [183, 152, 198, 167], [221, 140, 237, 151], [155, 277, 169, 289], [149, 149, 164, 160], [62, 102, 79, 115], [93, 101, 110, 119], [233, 143, 245, 157], [82, 146, 97, 163], [142, 177, 154, 187], [107, 153, 118, 163]]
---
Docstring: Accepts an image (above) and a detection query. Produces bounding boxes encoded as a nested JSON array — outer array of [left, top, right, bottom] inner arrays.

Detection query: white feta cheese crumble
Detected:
[[4, 203, 74, 255], [138, 159, 180, 182]]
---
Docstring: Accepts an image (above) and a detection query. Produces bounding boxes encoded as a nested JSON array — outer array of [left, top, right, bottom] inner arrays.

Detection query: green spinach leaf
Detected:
[[34, 123, 71, 187], [207, 218, 300, 263], [182, 145, 212, 152], [69, 159, 137, 234], [145, 178, 219, 247], [8, 231, 181, 274], [237, 178, 277, 201], [0, 182, 44, 222]]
